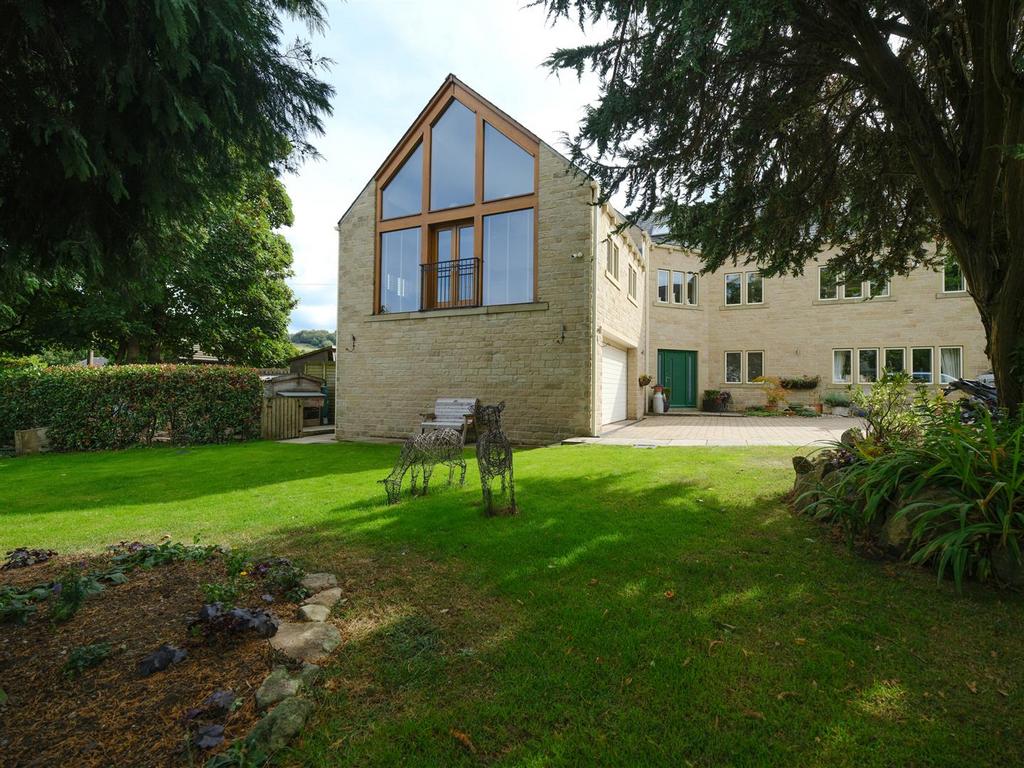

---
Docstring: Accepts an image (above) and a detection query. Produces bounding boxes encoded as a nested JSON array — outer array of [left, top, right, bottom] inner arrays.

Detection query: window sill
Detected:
[[605, 271, 622, 290], [935, 291, 969, 299], [812, 296, 894, 306], [654, 301, 702, 311], [719, 302, 768, 310], [627, 293, 639, 307], [369, 301, 549, 321]]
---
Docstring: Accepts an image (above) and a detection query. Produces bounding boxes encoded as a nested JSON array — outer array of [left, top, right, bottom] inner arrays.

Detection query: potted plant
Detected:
[[780, 375, 821, 390], [701, 389, 732, 413], [753, 376, 787, 411], [822, 390, 852, 416], [638, 374, 653, 388]]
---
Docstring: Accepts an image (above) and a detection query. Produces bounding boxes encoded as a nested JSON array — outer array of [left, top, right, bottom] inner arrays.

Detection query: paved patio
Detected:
[[564, 414, 862, 447]]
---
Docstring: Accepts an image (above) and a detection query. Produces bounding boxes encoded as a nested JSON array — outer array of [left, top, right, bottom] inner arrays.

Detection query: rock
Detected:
[[299, 663, 323, 687], [840, 428, 864, 448], [298, 603, 331, 622], [992, 544, 1024, 586], [792, 463, 824, 515], [792, 456, 815, 475], [300, 572, 337, 592], [243, 697, 314, 755], [256, 667, 302, 709], [879, 511, 914, 556], [270, 622, 341, 663], [303, 587, 342, 608]]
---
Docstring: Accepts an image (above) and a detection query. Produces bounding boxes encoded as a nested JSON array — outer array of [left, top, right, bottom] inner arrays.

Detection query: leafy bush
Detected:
[[0, 584, 51, 624], [0, 364, 261, 450], [110, 540, 220, 569], [822, 390, 852, 407], [190, 604, 279, 639], [780, 375, 820, 390], [753, 376, 787, 407], [63, 642, 112, 678], [50, 568, 105, 623], [2, 548, 58, 570], [260, 560, 308, 602], [848, 371, 923, 445], [808, 407, 1024, 590], [202, 579, 245, 609]]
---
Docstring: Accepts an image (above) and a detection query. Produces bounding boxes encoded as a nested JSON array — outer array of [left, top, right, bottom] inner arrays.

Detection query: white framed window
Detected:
[[672, 270, 684, 304], [943, 255, 966, 292], [858, 348, 879, 383], [686, 271, 698, 305], [725, 273, 742, 305], [656, 269, 669, 302], [939, 346, 963, 384], [869, 280, 890, 297], [746, 350, 764, 382], [833, 349, 853, 383], [725, 351, 742, 383], [746, 271, 764, 304], [606, 240, 619, 280], [819, 266, 839, 300], [627, 264, 638, 299], [883, 347, 906, 374], [843, 276, 864, 299], [911, 347, 934, 383]]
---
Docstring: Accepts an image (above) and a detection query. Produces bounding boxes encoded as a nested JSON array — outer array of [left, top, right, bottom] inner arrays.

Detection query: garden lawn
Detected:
[[2, 441, 1022, 767]]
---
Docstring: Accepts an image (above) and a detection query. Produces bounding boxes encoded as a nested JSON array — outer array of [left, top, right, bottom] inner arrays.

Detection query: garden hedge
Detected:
[[0, 364, 262, 451]]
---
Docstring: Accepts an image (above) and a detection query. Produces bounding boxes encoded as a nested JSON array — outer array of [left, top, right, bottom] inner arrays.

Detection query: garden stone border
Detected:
[[205, 572, 343, 765]]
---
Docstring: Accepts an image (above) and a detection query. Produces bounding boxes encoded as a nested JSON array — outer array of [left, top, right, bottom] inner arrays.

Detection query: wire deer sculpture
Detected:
[[379, 427, 467, 505], [474, 401, 516, 515]]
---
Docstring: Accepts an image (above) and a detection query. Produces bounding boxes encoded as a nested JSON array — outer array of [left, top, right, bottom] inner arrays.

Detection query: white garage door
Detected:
[[601, 345, 628, 424]]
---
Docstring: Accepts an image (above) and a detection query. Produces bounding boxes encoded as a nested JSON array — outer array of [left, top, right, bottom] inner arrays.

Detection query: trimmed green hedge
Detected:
[[0, 365, 262, 451]]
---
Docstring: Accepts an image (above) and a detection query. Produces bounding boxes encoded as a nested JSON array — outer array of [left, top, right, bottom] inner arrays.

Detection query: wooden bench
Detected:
[[420, 397, 479, 443]]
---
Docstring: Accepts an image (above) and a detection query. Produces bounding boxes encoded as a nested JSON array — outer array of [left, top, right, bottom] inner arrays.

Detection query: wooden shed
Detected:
[[260, 373, 327, 440]]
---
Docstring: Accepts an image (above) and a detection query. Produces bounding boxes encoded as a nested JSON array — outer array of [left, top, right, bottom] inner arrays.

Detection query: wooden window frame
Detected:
[[883, 347, 906, 374], [656, 269, 670, 303], [724, 272, 742, 305], [724, 351, 742, 384], [833, 348, 853, 384], [857, 347, 880, 383], [372, 81, 540, 314], [671, 270, 684, 304], [745, 270, 764, 304], [627, 263, 637, 299]]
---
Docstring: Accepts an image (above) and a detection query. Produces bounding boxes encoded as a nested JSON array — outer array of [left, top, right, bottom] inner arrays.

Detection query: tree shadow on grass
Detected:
[[249, 465, 1024, 767]]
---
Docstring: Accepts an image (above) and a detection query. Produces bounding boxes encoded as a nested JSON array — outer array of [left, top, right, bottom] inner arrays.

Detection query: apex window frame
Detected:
[[372, 82, 541, 314]]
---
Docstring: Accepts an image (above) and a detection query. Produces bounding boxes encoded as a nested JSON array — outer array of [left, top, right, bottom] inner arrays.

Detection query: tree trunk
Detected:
[[981, 296, 1024, 417]]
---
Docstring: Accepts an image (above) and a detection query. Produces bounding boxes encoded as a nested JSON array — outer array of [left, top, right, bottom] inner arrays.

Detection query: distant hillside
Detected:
[[289, 329, 336, 349]]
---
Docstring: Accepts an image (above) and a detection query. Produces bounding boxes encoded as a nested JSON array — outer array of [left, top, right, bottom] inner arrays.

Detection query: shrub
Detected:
[[780, 375, 820, 390], [822, 390, 852, 407], [849, 371, 922, 446], [50, 568, 106, 623], [808, 407, 1024, 590], [753, 376, 787, 408], [0, 364, 262, 451], [64, 642, 112, 678]]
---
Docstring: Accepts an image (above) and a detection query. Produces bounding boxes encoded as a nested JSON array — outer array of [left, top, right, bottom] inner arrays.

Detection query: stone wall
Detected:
[[648, 243, 989, 410], [594, 207, 647, 423], [335, 144, 595, 445]]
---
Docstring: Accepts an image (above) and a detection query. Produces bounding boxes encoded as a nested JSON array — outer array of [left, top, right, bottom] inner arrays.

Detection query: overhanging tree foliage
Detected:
[[0, 0, 332, 314], [1, 167, 298, 367], [543, 1, 1024, 412]]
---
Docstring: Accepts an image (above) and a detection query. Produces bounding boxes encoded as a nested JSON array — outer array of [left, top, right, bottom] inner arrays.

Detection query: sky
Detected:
[[280, 0, 613, 332]]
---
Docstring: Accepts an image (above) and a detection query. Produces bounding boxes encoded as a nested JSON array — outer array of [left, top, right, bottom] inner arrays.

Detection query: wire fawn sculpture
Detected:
[[380, 427, 467, 504], [475, 401, 516, 515]]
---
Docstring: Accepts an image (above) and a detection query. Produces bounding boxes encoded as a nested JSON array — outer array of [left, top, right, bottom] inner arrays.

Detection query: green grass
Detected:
[[2, 442, 1022, 766]]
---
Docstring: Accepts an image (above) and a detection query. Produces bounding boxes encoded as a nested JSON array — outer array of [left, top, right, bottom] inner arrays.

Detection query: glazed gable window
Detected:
[[374, 87, 539, 314]]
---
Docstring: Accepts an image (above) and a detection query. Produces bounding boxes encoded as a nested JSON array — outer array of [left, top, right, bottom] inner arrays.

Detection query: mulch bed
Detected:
[[0, 552, 300, 767]]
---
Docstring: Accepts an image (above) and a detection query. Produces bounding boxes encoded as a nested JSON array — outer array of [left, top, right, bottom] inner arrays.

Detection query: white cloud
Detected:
[[280, 0, 613, 332]]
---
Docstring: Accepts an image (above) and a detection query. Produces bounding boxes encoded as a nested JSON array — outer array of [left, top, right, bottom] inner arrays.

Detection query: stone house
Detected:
[[335, 75, 988, 444]]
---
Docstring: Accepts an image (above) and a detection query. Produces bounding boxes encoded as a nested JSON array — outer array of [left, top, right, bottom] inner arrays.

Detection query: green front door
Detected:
[[658, 349, 698, 408]]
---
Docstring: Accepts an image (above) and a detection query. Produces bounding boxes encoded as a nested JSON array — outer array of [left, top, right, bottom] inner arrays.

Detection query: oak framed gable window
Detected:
[[374, 80, 540, 314]]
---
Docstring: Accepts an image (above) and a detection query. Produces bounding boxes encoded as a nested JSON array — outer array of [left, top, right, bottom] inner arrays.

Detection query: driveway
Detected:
[[564, 414, 862, 447]]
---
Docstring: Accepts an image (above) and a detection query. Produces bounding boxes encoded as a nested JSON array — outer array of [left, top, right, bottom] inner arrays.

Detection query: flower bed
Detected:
[[0, 542, 329, 766]]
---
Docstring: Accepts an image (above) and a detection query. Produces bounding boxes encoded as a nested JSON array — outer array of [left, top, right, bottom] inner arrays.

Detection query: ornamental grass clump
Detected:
[[805, 399, 1024, 590]]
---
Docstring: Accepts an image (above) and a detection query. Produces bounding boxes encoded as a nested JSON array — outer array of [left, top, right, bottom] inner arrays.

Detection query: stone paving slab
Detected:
[[564, 415, 864, 448]]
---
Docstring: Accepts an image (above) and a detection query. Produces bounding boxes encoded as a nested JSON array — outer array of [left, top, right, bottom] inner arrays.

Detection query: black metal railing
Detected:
[[420, 258, 480, 310]]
